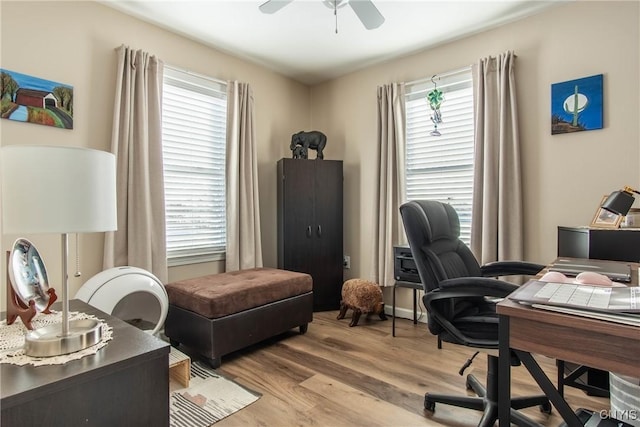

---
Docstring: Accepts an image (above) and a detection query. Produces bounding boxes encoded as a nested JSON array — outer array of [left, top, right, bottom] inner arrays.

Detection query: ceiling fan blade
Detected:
[[349, 0, 385, 30], [259, 0, 295, 14]]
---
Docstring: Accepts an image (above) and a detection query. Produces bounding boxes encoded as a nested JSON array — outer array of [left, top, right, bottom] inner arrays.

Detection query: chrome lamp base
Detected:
[[24, 319, 102, 357]]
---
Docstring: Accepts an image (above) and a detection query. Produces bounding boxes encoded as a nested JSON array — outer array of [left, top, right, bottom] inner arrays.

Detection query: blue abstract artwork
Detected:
[[551, 74, 603, 135]]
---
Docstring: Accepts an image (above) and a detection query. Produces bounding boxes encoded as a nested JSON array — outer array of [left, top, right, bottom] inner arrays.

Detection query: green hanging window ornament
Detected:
[[427, 87, 443, 110], [427, 75, 444, 136]]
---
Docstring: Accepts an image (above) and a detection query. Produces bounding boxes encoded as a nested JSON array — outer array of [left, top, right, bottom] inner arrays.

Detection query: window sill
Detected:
[[167, 252, 225, 267]]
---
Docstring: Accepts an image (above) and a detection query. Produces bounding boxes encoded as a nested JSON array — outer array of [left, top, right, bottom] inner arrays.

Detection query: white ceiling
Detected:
[[102, 0, 564, 85]]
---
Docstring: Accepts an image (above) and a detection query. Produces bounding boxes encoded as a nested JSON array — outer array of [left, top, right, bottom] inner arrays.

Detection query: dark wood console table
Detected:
[[558, 226, 640, 263], [1, 299, 170, 426]]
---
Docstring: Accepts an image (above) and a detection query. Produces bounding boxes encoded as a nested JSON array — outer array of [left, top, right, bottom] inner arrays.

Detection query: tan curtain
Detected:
[[103, 45, 168, 283], [225, 81, 263, 271], [372, 83, 407, 287], [470, 51, 523, 265]]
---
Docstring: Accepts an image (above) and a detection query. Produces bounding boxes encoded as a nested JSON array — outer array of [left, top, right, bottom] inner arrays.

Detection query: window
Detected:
[[162, 66, 227, 265], [405, 69, 474, 244]]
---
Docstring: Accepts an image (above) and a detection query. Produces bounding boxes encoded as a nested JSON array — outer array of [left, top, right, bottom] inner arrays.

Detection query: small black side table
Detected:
[[392, 280, 422, 337]]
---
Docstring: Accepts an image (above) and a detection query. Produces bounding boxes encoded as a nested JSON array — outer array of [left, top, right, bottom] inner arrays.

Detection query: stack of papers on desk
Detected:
[[509, 280, 640, 312], [530, 304, 640, 327], [509, 280, 640, 325]]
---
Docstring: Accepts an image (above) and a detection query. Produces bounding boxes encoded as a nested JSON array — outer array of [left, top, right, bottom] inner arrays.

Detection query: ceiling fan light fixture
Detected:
[[260, 0, 384, 31], [322, 0, 349, 10]]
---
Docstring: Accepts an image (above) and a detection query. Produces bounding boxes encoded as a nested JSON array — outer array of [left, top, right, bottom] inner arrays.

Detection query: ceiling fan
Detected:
[[259, 0, 385, 31]]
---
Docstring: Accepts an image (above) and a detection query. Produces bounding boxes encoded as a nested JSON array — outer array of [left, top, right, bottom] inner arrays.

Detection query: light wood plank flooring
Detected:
[[206, 311, 608, 426]]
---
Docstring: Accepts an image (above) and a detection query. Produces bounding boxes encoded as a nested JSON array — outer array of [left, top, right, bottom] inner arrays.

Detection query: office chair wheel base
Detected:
[[424, 397, 436, 412], [539, 401, 552, 414]]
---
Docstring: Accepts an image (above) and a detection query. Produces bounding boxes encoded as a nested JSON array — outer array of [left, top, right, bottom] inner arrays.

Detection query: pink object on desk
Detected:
[[539, 271, 627, 287], [539, 271, 569, 283]]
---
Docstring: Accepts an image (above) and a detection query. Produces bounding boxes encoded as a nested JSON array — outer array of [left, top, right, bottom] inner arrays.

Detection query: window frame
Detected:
[[161, 66, 228, 266], [404, 68, 475, 244]]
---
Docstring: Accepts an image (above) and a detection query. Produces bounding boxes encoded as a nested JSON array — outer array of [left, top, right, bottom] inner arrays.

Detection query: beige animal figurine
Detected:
[[337, 279, 387, 327]]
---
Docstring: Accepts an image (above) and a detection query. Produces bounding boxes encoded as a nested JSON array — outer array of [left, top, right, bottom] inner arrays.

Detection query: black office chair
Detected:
[[399, 200, 551, 427]]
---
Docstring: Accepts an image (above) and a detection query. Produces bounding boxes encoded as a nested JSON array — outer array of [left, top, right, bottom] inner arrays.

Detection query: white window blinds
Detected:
[[405, 69, 474, 243], [162, 66, 227, 265]]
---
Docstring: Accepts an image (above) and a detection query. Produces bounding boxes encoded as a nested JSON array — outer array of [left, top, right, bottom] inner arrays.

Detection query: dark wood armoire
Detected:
[[277, 158, 343, 311]]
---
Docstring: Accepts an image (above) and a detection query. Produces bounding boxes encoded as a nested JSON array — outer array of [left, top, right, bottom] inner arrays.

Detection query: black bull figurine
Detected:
[[290, 131, 327, 159]]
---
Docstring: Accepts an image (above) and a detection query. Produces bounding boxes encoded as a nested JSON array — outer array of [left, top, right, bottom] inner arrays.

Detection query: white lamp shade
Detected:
[[1, 145, 117, 234]]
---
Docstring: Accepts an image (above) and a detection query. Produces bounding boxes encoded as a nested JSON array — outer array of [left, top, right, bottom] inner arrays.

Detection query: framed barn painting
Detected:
[[551, 74, 603, 135], [0, 69, 73, 129]]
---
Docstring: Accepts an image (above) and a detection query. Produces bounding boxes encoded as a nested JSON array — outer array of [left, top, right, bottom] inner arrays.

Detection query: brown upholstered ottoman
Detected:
[[164, 267, 313, 368]]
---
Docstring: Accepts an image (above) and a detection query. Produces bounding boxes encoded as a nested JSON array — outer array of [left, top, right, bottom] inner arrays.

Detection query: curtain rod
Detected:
[[165, 64, 227, 86], [406, 65, 472, 86]]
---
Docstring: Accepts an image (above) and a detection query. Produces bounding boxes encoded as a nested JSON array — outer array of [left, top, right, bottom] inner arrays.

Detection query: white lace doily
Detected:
[[0, 311, 113, 366]]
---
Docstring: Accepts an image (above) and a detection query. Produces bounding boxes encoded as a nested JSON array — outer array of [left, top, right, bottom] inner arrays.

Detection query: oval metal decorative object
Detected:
[[9, 238, 51, 313]]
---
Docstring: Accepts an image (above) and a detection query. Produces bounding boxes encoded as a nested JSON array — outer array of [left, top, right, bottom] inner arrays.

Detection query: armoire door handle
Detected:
[[317, 225, 322, 237], [306, 225, 312, 237]]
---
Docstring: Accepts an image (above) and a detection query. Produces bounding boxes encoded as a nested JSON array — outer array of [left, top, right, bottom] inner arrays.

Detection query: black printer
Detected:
[[393, 245, 420, 283]]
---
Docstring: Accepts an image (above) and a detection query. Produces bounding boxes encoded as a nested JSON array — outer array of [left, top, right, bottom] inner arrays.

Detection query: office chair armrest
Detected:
[[423, 289, 501, 349], [481, 261, 545, 277], [439, 277, 518, 297]]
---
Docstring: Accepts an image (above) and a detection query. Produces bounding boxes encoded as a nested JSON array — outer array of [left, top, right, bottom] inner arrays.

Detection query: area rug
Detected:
[[170, 361, 261, 427]]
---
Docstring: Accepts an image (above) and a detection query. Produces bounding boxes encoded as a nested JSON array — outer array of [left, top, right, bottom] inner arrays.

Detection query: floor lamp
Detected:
[[1, 145, 117, 357]]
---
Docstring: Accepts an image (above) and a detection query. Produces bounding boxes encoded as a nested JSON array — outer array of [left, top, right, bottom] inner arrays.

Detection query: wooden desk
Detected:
[[497, 263, 640, 426], [1, 299, 170, 427]]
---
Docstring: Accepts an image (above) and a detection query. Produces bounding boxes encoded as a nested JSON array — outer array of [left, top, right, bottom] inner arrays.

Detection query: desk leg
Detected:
[[498, 314, 511, 427], [557, 359, 565, 397], [515, 350, 582, 427]]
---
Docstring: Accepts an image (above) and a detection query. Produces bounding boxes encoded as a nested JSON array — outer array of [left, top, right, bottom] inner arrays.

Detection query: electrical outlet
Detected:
[[343, 255, 351, 269]]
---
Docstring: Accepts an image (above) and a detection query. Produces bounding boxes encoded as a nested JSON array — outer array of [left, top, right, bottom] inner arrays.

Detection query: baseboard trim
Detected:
[[385, 305, 428, 324]]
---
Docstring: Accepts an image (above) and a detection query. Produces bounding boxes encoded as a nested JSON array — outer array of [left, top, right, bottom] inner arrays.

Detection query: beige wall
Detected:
[[0, 1, 311, 310], [309, 1, 640, 310], [1, 1, 638, 315]]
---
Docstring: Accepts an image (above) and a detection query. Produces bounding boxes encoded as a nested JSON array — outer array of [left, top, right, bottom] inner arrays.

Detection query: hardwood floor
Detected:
[[212, 311, 607, 426]]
